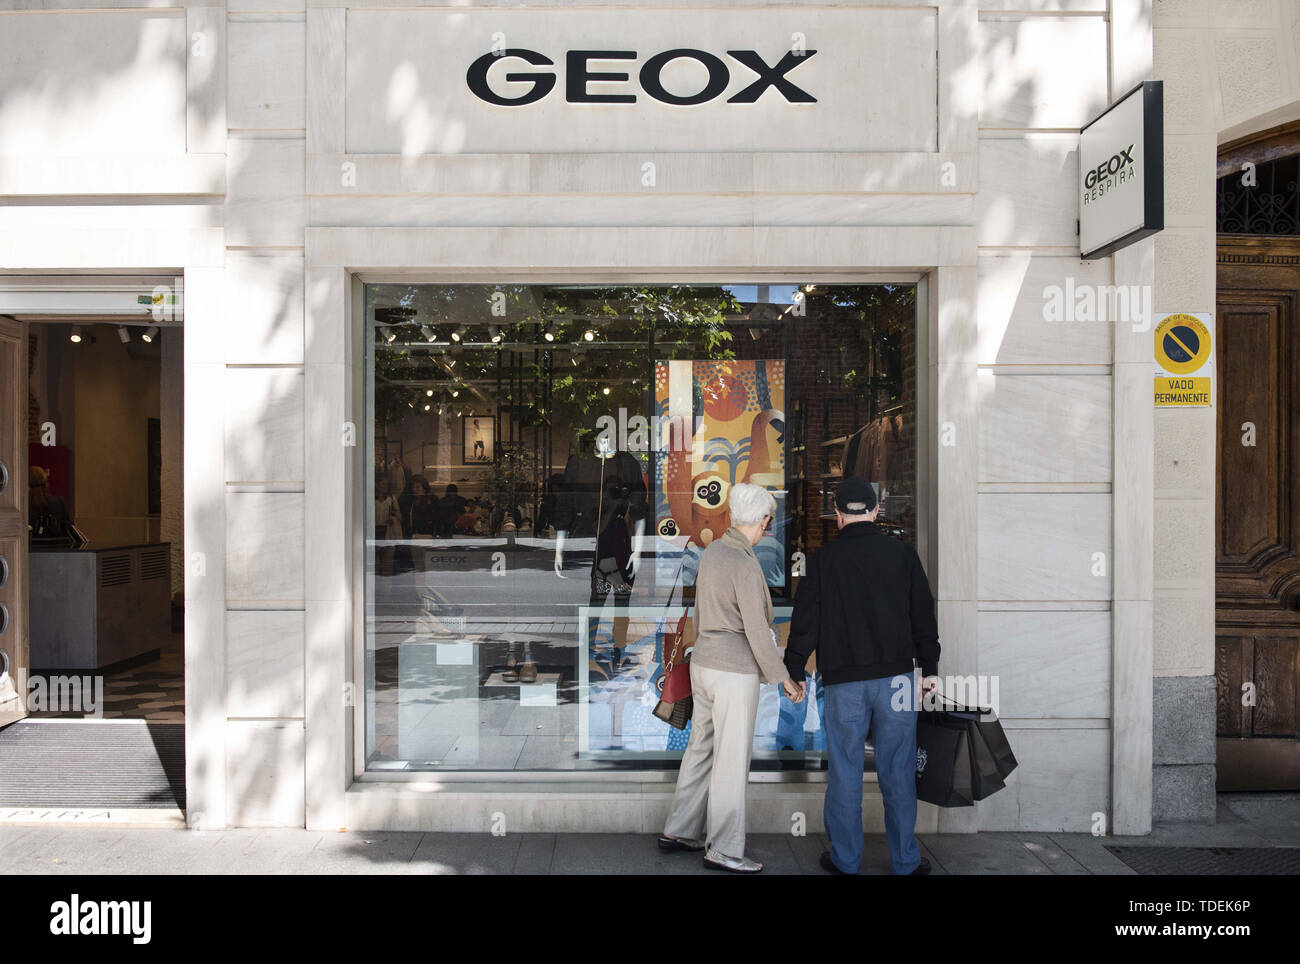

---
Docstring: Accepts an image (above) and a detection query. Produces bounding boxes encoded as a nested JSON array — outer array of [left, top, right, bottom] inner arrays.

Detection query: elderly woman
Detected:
[[658, 482, 803, 873]]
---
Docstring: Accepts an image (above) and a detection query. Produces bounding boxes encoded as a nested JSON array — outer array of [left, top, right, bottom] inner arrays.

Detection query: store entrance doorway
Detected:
[[0, 278, 185, 816], [1215, 126, 1300, 789]]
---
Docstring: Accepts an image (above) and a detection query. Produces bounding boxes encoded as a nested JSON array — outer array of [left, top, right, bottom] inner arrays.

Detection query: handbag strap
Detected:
[[662, 562, 692, 669]]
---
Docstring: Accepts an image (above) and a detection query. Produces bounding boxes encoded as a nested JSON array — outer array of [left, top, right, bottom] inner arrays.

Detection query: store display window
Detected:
[[364, 283, 917, 771]]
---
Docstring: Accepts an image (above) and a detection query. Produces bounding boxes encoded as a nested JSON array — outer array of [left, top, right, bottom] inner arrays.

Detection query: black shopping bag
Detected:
[[915, 711, 975, 807], [916, 700, 1017, 806], [975, 710, 1018, 780], [935, 701, 1007, 801]]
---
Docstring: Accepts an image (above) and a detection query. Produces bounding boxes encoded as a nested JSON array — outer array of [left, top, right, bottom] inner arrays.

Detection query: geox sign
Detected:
[[1078, 80, 1164, 260], [467, 48, 818, 107]]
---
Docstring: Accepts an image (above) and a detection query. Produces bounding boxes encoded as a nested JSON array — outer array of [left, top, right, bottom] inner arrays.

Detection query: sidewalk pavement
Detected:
[[2, 793, 1296, 875]]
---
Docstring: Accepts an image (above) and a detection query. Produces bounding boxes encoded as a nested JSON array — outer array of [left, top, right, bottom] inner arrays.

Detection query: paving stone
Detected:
[[1014, 832, 1090, 875], [1044, 833, 1137, 875], [920, 832, 1053, 875], [409, 832, 522, 874]]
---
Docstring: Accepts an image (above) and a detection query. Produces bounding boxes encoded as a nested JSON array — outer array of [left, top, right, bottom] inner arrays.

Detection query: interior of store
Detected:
[[365, 282, 918, 773], [23, 319, 182, 723]]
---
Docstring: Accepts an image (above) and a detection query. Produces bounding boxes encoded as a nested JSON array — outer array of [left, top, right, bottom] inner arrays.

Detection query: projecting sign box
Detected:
[[1079, 81, 1164, 260]]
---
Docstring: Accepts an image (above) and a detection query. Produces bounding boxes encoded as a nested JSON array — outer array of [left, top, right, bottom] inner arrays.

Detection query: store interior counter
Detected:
[[29, 542, 171, 671]]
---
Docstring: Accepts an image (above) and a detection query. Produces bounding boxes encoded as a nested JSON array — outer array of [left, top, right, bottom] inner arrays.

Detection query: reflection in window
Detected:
[[365, 284, 917, 771]]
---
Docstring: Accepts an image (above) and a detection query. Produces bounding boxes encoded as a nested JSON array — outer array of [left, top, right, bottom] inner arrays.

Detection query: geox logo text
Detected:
[[467, 48, 818, 107]]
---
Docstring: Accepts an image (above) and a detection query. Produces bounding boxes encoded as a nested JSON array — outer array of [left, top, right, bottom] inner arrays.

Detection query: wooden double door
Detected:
[[1215, 236, 1300, 788]]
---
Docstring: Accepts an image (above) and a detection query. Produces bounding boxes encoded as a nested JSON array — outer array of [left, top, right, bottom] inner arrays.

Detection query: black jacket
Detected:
[[785, 521, 940, 684]]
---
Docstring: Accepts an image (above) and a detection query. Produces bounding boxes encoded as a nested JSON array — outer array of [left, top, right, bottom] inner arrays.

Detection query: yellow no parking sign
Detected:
[[1154, 313, 1213, 406]]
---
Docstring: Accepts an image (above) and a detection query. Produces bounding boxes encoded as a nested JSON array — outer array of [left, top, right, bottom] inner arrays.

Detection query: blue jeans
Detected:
[[823, 673, 921, 874]]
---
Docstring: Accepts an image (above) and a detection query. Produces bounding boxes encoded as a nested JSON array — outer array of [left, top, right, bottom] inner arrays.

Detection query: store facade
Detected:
[[5, 0, 1298, 834]]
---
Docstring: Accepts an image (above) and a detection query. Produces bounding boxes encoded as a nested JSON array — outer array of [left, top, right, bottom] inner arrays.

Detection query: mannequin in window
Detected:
[[554, 434, 650, 577]]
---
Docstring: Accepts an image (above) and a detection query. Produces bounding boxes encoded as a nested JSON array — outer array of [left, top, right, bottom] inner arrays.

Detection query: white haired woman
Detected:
[[658, 481, 803, 873]]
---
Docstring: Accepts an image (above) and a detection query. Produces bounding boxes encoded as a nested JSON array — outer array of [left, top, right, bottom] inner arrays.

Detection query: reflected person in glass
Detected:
[[659, 482, 804, 873]]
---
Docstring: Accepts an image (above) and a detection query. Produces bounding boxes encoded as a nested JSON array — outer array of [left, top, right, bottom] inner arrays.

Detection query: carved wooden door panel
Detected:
[[1215, 237, 1300, 789]]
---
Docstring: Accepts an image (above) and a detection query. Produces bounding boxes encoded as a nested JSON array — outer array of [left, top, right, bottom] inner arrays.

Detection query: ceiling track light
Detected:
[[69, 326, 82, 344], [543, 330, 555, 342], [117, 326, 131, 344], [583, 329, 595, 342], [142, 326, 159, 343], [382, 327, 397, 343], [421, 325, 437, 342]]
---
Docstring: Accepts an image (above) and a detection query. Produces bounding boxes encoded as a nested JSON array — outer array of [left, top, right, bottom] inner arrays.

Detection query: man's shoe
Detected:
[[820, 851, 852, 875], [703, 848, 763, 873], [908, 857, 932, 876], [657, 834, 704, 853]]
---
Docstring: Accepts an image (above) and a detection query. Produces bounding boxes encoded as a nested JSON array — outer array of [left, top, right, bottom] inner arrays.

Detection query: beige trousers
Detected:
[[662, 663, 760, 860]]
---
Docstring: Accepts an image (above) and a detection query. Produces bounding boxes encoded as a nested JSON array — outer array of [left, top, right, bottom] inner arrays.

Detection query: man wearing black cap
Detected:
[[785, 474, 940, 875]]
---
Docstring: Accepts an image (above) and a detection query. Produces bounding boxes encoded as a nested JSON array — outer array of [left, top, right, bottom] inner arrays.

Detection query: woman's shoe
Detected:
[[703, 849, 763, 873], [657, 834, 704, 853]]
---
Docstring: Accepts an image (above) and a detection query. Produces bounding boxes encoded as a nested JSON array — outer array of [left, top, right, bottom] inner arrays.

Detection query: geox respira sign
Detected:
[[467, 47, 818, 106], [1079, 81, 1164, 260]]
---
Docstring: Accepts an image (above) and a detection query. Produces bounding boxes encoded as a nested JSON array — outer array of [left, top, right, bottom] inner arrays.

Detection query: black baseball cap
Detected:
[[834, 475, 878, 514]]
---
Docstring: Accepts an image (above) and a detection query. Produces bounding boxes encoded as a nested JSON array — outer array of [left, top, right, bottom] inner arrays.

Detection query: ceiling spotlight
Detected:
[[437, 406, 444, 415], [451, 326, 465, 342], [602, 386, 611, 396], [583, 330, 595, 342], [570, 355, 579, 367], [407, 401, 415, 409], [543, 331, 555, 342], [425, 389, 434, 397], [423, 404, 431, 412], [382, 327, 397, 344], [445, 358, 457, 369], [69, 326, 82, 344], [451, 389, 460, 398], [421, 325, 437, 342], [142, 326, 159, 343], [117, 326, 131, 344], [490, 328, 502, 344]]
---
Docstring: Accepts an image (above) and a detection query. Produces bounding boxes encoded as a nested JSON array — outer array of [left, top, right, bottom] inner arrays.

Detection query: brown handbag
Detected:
[[653, 580, 693, 729]]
